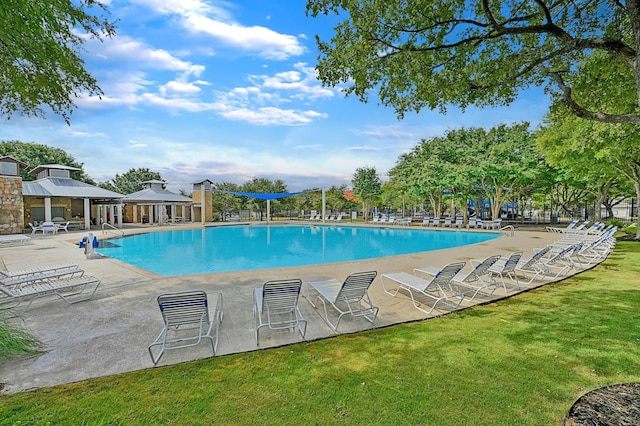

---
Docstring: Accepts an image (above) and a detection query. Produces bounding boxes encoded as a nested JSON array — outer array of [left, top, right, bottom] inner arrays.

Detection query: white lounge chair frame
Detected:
[[452, 255, 502, 301], [0, 275, 101, 309], [381, 262, 466, 314], [0, 257, 79, 279], [148, 290, 223, 365], [304, 271, 378, 331], [254, 279, 306, 345], [0, 234, 31, 247], [487, 252, 523, 292]]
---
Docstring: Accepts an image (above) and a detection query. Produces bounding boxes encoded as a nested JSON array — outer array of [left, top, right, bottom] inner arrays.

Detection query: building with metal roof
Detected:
[[122, 180, 193, 225]]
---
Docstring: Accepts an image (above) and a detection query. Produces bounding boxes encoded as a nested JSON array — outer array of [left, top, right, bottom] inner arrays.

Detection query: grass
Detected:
[[0, 315, 41, 360], [0, 242, 639, 425]]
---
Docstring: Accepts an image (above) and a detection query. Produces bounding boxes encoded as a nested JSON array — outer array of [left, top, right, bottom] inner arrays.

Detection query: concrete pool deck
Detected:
[[0, 222, 567, 394]]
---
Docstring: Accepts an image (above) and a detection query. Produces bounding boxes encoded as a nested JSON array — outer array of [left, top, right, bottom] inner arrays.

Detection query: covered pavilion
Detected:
[[122, 180, 193, 225], [22, 164, 124, 230]]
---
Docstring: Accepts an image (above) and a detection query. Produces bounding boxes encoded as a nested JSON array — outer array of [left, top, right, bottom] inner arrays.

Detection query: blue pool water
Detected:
[[97, 225, 500, 276]]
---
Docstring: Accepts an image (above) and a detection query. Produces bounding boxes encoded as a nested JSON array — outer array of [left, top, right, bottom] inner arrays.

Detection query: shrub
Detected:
[[0, 314, 41, 360]]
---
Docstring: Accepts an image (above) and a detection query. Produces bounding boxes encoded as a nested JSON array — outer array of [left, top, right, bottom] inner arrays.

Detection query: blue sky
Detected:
[[1, 0, 550, 193]]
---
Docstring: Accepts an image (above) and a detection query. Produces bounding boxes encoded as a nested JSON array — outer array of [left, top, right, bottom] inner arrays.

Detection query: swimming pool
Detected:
[[97, 225, 500, 276]]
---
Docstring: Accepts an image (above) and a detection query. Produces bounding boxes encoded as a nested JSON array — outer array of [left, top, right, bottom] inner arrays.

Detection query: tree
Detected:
[[352, 166, 381, 222], [388, 125, 543, 221], [0, 0, 115, 124], [536, 49, 640, 237], [99, 168, 163, 195], [538, 107, 640, 237], [240, 178, 288, 221], [307, 0, 640, 126], [0, 140, 94, 183], [1, 1, 116, 124], [212, 182, 242, 221]]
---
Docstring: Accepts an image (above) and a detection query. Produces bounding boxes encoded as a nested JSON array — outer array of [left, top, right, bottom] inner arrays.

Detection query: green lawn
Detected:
[[1, 242, 639, 425]]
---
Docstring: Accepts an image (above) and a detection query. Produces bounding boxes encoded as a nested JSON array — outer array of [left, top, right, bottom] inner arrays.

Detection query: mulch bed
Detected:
[[563, 383, 640, 425]]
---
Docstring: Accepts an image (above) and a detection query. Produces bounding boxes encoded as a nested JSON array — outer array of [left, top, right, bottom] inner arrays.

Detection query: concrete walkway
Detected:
[[0, 222, 564, 394]]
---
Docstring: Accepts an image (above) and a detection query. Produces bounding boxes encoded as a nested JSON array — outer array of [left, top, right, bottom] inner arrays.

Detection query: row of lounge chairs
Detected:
[[418, 217, 503, 229], [149, 271, 379, 364], [546, 220, 612, 235], [148, 225, 617, 364], [309, 214, 344, 222], [380, 227, 616, 315], [0, 259, 101, 309]]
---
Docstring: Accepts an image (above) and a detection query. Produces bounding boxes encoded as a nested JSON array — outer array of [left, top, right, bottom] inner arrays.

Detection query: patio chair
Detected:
[[451, 255, 502, 301], [487, 252, 523, 292], [254, 279, 306, 345], [420, 217, 431, 226], [56, 222, 70, 233], [148, 290, 223, 365], [0, 274, 101, 309], [304, 271, 378, 331], [454, 217, 464, 228], [431, 217, 441, 227], [29, 222, 43, 235], [381, 262, 466, 314]]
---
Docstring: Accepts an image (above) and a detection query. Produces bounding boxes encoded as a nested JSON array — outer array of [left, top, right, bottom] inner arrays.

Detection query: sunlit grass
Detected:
[[0, 242, 639, 425]]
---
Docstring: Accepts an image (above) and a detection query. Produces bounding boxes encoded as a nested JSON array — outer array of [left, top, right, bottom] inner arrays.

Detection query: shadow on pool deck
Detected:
[[0, 222, 564, 394]]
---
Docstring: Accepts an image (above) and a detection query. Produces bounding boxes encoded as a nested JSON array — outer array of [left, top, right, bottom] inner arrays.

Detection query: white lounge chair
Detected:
[[397, 217, 412, 226], [451, 255, 502, 301], [148, 290, 223, 365], [431, 217, 441, 227], [509, 246, 552, 284], [454, 217, 464, 228], [0, 234, 31, 247], [487, 252, 523, 292], [254, 279, 306, 345], [420, 217, 431, 227], [381, 262, 466, 314], [1, 267, 84, 286], [304, 271, 378, 331], [0, 259, 78, 278], [443, 217, 452, 227], [0, 274, 101, 309]]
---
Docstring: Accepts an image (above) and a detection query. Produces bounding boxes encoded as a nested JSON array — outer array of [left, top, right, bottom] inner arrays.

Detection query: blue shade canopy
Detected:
[[214, 190, 305, 200]]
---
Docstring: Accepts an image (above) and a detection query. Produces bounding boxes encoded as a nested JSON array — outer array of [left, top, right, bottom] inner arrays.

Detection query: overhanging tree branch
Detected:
[[550, 72, 640, 125]]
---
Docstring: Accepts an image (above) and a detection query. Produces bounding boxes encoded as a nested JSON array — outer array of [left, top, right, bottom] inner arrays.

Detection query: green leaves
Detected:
[[0, 0, 116, 123], [307, 0, 638, 124], [101, 168, 163, 195], [388, 124, 543, 218]]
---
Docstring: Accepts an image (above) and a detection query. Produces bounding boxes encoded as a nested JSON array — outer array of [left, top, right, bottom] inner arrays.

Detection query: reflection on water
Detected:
[[97, 225, 500, 276]]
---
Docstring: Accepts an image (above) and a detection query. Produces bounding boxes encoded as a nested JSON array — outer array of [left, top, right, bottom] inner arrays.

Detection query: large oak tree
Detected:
[[307, 0, 640, 125], [1, 0, 116, 123]]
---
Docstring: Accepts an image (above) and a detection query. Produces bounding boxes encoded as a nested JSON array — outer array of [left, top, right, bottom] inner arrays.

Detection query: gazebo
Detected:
[[22, 164, 125, 230], [122, 180, 193, 225]]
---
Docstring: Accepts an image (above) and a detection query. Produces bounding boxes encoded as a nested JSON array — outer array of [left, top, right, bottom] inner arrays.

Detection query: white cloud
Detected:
[[348, 146, 382, 152], [220, 107, 325, 126], [67, 130, 109, 138], [251, 63, 335, 100], [351, 125, 416, 140], [132, 0, 305, 60]]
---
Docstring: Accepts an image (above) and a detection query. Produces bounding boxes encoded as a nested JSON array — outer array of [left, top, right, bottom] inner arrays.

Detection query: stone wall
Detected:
[[0, 176, 24, 234]]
